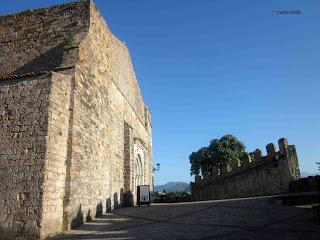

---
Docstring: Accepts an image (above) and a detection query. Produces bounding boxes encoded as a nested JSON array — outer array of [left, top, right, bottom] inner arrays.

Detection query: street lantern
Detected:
[[153, 163, 160, 172], [151, 163, 160, 202]]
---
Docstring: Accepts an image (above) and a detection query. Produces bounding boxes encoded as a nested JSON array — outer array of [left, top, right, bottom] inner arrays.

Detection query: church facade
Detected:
[[0, 1, 153, 239]]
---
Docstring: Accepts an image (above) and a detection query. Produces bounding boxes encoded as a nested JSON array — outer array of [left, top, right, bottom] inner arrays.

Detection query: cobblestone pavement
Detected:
[[52, 196, 320, 240]]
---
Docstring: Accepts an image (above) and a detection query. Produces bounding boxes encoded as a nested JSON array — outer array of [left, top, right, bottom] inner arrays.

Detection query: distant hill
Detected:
[[155, 182, 190, 193], [300, 172, 318, 178]]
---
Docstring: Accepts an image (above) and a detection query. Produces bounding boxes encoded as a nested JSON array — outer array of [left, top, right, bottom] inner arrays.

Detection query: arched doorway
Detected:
[[135, 154, 144, 190]]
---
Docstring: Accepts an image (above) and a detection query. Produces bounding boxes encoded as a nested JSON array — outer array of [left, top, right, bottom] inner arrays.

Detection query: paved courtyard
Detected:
[[52, 196, 320, 240]]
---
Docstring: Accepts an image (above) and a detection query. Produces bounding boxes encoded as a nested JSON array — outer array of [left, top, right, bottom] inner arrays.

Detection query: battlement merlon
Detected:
[[266, 143, 276, 158], [278, 138, 289, 158]]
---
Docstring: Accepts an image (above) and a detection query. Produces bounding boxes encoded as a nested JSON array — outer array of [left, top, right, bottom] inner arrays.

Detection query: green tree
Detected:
[[209, 135, 246, 166], [197, 147, 214, 175], [189, 134, 247, 176], [189, 147, 213, 176], [189, 151, 201, 176]]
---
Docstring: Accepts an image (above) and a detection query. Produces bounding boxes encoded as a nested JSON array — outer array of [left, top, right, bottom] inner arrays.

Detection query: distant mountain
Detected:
[[155, 182, 190, 193], [300, 172, 318, 178]]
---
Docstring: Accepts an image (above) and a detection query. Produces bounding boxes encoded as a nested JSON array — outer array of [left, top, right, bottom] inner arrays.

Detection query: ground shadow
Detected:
[[50, 198, 320, 240]]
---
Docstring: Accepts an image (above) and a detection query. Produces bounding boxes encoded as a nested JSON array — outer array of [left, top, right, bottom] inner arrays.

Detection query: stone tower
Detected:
[[0, 1, 153, 239]]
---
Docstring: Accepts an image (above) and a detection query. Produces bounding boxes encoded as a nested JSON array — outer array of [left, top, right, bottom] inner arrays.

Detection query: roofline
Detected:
[[0, 1, 88, 19], [0, 65, 76, 81]]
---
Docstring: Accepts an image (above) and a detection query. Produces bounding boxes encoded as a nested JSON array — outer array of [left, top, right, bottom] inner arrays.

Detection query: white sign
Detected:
[[139, 185, 150, 202]]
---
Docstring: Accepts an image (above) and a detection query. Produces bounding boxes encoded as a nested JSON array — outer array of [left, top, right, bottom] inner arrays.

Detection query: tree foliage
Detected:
[[189, 135, 247, 176]]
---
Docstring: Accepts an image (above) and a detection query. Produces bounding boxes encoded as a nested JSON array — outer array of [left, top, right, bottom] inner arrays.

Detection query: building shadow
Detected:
[[70, 204, 83, 229], [113, 192, 118, 209], [120, 188, 124, 207], [12, 45, 65, 75], [123, 190, 134, 207], [86, 209, 92, 222], [95, 201, 103, 218], [106, 198, 112, 213]]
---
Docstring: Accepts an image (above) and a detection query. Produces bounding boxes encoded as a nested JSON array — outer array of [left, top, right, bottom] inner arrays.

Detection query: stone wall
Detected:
[[0, 0, 152, 239], [289, 175, 320, 193], [0, 73, 68, 239], [191, 138, 301, 201], [0, 1, 89, 77], [61, 0, 152, 230], [40, 72, 72, 237]]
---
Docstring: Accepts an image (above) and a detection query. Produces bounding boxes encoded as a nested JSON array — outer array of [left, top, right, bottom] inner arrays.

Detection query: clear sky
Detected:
[[1, 0, 319, 185]]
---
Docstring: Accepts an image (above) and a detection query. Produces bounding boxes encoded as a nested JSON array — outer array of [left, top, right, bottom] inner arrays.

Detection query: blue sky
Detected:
[[1, 1, 319, 185]]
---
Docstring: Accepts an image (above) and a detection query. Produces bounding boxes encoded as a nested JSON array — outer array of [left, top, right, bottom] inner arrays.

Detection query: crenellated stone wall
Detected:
[[191, 138, 301, 201], [0, 1, 152, 239]]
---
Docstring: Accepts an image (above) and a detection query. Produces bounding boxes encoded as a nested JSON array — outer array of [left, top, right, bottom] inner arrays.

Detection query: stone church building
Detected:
[[0, 0, 153, 239]]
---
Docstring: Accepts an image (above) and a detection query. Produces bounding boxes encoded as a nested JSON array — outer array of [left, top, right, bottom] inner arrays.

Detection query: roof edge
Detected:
[[0, 66, 75, 81], [0, 71, 51, 81], [0, 0, 89, 19]]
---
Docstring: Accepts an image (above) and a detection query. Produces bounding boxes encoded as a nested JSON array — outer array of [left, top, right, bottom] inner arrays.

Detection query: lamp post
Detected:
[[153, 163, 160, 172], [151, 163, 160, 203]]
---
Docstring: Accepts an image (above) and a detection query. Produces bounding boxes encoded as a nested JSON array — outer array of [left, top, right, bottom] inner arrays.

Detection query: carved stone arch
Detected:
[[134, 140, 145, 192], [134, 137, 147, 149], [136, 154, 143, 185]]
